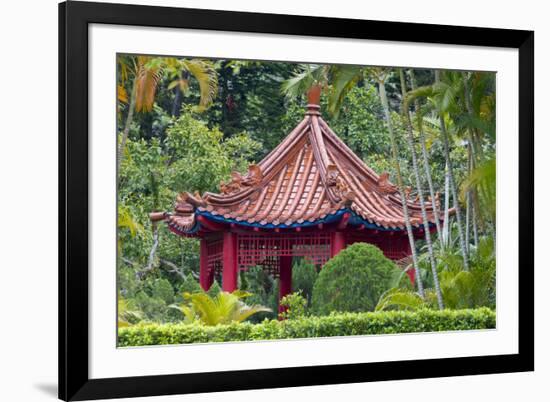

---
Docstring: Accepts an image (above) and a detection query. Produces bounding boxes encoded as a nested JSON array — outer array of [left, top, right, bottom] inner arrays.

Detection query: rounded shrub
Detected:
[[311, 242, 400, 314]]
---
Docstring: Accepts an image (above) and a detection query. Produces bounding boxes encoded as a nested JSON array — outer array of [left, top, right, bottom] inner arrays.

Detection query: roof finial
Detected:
[[306, 85, 321, 115]]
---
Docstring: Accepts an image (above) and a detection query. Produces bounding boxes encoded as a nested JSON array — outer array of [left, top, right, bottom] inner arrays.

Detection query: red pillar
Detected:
[[199, 239, 213, 291], [222, 232, 238, 292], [331, 231, 346, 258], [278, 255, 293, 315]]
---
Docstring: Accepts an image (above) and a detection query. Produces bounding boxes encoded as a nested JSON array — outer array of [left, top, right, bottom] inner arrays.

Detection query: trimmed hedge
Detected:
[[118, 308, 496, 347]]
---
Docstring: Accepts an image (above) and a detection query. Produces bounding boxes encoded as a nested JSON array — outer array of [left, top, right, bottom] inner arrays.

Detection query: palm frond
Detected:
[[117, 206, 143, 238], [327, 65, 362, 117], [117, 84, 128, 103], [180, 59, 218, 111], [281, 64, 326, 99], [375, 288, 426, 311], [135, 56, 162, 112]]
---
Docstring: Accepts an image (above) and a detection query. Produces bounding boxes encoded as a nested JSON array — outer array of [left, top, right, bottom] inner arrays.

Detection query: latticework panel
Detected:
[[237, 233, 331, 275], [206, 236, 223, 277], [346, 232, 410, 261]]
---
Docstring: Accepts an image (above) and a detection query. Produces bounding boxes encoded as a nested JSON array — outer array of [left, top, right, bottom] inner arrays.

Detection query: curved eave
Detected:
[[166, 208, 440, 236]]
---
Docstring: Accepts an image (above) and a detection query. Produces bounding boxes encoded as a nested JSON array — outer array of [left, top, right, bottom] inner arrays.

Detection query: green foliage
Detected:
[[166, 110, 261, 193], [312, 243, 401, 314], [375, 288, 427, 311], [134, 290, 170, 323], [177, 274, 202, 297], [291, 259, 318, 305], [279, 291, 308, 320], [439, 236, 496, 309], [239, 266, 278, 322], [207, 281, 222, 299], [118, 308, 496, 346], [171, 291, 272, 326], [151, 278, 174, 304], [461, 157, 496, 223], [118, 296, 143, 327]]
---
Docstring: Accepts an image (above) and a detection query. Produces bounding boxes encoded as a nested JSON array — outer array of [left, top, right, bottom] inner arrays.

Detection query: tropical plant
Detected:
[[461, 157, 496, 227], [399, 69, 444, 309], [118, 295, 144, 327], [438, 236, 496, 309], [117, 55, 218, 184], [375, 288, 428, 312], [370, 67, 425, 297], [407, 69, 443, 246], [171, 291, 272, 326]]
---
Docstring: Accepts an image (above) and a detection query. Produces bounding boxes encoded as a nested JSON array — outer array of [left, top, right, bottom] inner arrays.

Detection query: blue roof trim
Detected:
[[185, 208, 434, 234]]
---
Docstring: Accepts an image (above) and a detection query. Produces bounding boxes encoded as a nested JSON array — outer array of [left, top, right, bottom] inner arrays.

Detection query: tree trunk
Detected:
[[117, 77, 137, 189], [408, 70, 444, 249], [377, 74, 425, 298], [435, 70, 469, 271], [442, 162, 450, 247], [465, 144, 472, 256], [472, 195, 479, 248], [171, 87, 182, 117], [399, 70, 444, 309]]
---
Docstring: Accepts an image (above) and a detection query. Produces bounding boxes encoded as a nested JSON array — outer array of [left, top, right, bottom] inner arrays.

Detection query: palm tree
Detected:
[[117, 56, 218, 186], [406, 71, 469, 269], [433, 70, 469, 270], [282, 63, 362, 117], [407, 70, 443, 248], [460, 71, 497, 242], [171, 291, 272, 326], [371, 67, 425, 298], [399, 69, 443, 309]]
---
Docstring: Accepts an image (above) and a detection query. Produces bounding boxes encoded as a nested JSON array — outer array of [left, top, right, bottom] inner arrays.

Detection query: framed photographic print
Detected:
[[59, 1, 534, 400]]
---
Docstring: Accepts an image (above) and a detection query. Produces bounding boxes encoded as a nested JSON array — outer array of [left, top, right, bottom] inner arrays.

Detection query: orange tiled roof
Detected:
[[160, 91, 445, 234]]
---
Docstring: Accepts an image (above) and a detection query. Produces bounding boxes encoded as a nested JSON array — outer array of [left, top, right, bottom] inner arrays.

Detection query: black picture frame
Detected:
[[59, 1, 534, 400]]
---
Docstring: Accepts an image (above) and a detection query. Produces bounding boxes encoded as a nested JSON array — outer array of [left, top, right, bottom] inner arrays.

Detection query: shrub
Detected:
[[240, 265, 278, 322], [311, 243, 400, 314], [279, 291, 308, 320], [207, 281, 222, 298], [118, 308, 496, 346], [176, 274, 202, 302], [151, 278, 174, 304], [292, 259, 318, 305]]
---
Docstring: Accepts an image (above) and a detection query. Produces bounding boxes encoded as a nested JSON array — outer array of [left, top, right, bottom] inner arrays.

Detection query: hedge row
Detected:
[[118, 308, 496, 347]]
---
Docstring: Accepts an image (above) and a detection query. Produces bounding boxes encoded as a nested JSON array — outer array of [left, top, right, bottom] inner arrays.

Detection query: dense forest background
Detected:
[[117, 56, 496, 323]]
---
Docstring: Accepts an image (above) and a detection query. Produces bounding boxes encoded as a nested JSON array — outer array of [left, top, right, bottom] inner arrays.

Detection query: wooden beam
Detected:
[[197, 215, 226, 232], [337, 212, 351, 230]]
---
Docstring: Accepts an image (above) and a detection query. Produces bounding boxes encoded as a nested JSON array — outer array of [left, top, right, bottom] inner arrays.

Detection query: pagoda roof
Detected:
[[156, 91, 446, 236]]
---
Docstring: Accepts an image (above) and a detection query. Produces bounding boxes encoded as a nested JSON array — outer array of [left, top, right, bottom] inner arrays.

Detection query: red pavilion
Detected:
[[150, 87, 445, 307]]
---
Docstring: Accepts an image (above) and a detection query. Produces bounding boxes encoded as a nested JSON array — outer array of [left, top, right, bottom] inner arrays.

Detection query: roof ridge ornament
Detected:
[[377, 172, 399, 195], [220, 163, 263, 195], [306, 85, 321, 115]]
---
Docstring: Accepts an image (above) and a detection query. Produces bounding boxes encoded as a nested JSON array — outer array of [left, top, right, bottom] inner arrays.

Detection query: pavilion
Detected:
[[150, 86, 445, 307]]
